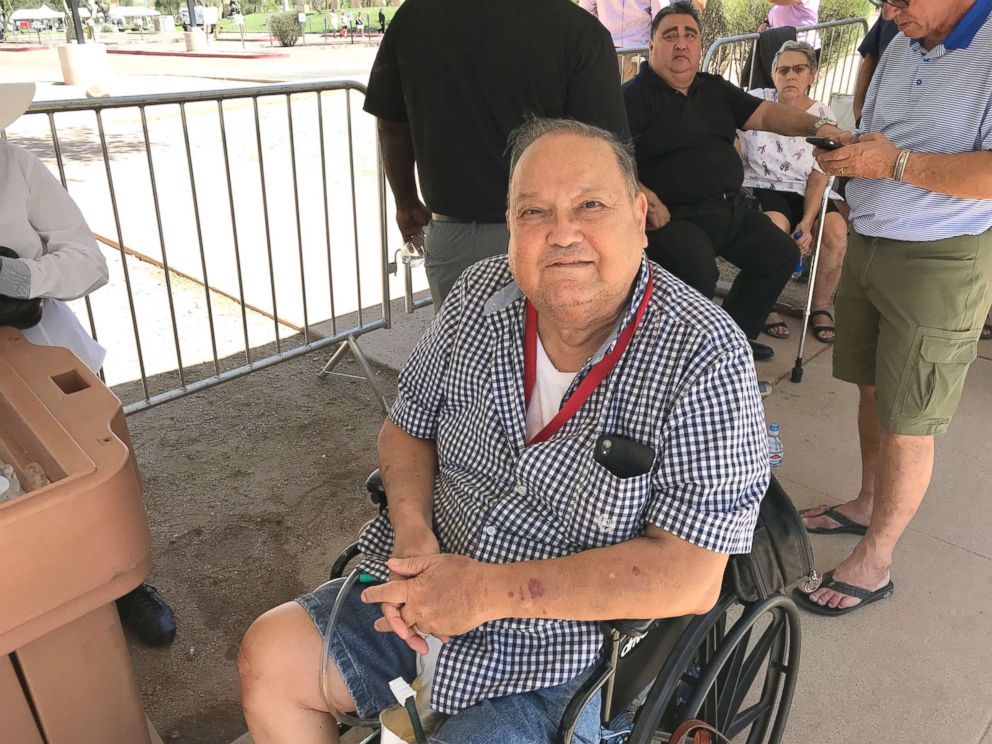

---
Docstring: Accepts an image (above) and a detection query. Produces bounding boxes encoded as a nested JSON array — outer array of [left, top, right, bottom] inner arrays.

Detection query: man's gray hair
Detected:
[[506, 118, 638, 203], [772, 40, 818, 74]]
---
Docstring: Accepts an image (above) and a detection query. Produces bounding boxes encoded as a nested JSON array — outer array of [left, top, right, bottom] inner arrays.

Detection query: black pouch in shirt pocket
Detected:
[[593, 433, 655, 479]]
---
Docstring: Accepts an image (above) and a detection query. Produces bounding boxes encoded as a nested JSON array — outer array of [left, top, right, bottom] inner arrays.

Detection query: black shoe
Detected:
[[117, 583, 177, 647], [749, 339, 774, 362]]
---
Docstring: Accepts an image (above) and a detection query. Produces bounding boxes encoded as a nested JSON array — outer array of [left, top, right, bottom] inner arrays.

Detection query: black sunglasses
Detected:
[[774, 64, 812, 76]]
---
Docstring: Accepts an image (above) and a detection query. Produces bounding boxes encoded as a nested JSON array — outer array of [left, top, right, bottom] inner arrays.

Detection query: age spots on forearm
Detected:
[[527, 578, 546, 600]]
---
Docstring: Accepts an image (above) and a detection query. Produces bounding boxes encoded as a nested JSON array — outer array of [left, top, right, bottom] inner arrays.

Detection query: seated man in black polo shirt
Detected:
[[624, 1, 849, 360]]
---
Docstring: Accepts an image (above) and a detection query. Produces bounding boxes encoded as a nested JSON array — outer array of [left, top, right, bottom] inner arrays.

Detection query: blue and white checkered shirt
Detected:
[[357, 255, 768, 715], [848, 0, 992, 241]]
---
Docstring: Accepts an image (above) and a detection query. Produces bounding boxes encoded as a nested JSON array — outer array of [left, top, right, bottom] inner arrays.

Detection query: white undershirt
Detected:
[[525, 333, 578, 442]]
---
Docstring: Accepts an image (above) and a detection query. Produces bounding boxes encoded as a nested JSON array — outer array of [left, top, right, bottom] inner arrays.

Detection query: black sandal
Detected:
[[982, 323, 992, 341], [793, 570, 894, 617], [809, 310, 835, 344], [762, 320, 790, 339]]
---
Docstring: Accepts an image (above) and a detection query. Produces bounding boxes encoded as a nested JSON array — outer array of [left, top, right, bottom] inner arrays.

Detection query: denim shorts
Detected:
[[296, 578, 603, 744]]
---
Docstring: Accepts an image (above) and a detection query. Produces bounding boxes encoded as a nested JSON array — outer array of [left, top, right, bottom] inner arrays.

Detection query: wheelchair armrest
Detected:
[[365, 469, 387, 511], [608, 618, 656, 637]]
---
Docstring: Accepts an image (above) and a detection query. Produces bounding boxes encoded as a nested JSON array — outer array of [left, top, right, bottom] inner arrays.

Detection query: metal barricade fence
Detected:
[[617, 46, 648, 84], [2, 24, 867, 416], [3, 81, 420, 415], [702, 17, 869, 104]]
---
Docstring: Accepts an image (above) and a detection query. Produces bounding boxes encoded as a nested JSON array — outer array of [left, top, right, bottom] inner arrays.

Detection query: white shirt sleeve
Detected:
[[13, 148, 108, 301]]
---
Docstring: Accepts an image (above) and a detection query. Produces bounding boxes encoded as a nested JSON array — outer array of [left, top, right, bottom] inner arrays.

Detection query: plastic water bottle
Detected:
[[399, 229, 426, 269], [791, 233, 804, 279], [767, 423, 784, 469]]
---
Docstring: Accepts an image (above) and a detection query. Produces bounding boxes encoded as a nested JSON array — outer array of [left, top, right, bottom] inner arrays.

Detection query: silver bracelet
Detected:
[[892, 149, 912, 182]]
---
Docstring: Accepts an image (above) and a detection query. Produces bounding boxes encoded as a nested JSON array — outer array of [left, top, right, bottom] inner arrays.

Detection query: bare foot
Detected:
[[805, 550, 891, 611], [801, 501, 871, 532]]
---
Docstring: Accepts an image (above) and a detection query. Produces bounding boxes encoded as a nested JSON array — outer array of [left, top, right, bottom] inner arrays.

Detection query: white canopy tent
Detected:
[[10, 5, 64, 21]]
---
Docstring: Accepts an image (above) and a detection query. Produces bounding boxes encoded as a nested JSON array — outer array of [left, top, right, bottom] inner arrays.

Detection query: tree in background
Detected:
[[155, 0, 181, 18], [268, 8, 299, 44], [0, 0, 13, 40]]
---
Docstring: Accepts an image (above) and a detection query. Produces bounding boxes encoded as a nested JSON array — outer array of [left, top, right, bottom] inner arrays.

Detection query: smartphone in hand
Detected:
[[806, 136, 844, 150]]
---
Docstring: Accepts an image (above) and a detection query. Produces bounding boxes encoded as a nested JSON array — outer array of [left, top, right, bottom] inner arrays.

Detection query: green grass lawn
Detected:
[[217, 7, 397, 34]]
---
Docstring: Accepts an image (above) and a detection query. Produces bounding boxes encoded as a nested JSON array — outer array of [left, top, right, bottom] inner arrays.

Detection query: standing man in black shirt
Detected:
[[624, 1, 849, 361], [364, 0, 629, 306], [853, 6, 898, 124]]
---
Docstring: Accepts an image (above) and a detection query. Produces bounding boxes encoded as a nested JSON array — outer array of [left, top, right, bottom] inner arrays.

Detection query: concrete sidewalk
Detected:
[[768, 346, 992, 743]]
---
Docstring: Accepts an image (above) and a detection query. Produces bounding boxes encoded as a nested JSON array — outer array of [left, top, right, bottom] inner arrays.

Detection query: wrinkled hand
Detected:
[[815, 132, 900, 180], [817, 125, 855, 146], [793, 219, 814, 255], [395, 201, 431, 242], [362, 554, 489, 652], [641, 185, 670, 231], [380, 528, 442, 654]]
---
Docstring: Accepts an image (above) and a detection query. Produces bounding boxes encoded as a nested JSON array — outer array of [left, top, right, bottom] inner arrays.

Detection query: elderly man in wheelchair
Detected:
[[239, 117, 793, 744]]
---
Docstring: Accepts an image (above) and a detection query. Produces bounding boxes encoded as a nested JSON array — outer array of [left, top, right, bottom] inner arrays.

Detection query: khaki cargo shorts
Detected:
[[833, 228, 992, 436]]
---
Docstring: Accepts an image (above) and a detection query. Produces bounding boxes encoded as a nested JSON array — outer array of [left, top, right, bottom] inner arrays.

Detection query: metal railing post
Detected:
[[16, 81, 398, 415]]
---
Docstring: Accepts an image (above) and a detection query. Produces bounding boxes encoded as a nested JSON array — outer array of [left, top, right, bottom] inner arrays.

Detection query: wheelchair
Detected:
[[329, 471, 802, 744]]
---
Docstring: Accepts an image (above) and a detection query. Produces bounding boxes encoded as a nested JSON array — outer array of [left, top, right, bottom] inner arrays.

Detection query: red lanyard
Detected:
[[524, 270, 652, 445]]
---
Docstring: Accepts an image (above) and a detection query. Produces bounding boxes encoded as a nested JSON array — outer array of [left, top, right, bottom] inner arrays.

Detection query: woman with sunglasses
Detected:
[[737, 40, 847, 344]]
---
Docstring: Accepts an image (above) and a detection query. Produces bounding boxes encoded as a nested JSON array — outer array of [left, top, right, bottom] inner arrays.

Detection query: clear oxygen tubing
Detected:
[[318, 567, 428, 743], [319, 567, 361, 710], [320, 512, 379, 711]]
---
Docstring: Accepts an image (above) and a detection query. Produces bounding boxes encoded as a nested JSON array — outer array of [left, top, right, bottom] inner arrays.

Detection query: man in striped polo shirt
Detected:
[[798, 0, 992, 616]]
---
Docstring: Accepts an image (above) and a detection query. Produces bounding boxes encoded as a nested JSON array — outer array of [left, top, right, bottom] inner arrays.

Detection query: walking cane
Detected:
[[790, 175, 836, 383]]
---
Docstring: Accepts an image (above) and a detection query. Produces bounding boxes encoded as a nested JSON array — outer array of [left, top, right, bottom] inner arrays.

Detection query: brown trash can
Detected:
[[0, 328, 160, 744]]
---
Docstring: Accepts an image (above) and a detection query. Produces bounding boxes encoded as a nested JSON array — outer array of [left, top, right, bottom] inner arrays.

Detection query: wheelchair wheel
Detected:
[[626, 593, 801, 744]]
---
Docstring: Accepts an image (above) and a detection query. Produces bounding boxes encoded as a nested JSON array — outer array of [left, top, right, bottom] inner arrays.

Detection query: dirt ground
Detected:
[[120, 349, 398, 743]]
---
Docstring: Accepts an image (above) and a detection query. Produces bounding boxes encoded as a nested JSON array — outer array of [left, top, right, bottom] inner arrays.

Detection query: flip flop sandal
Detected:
[[762, 321, 791, 339], [800, 505, 868, 536], [808, 309, 835, 344], [793, 570, 894, 616]]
